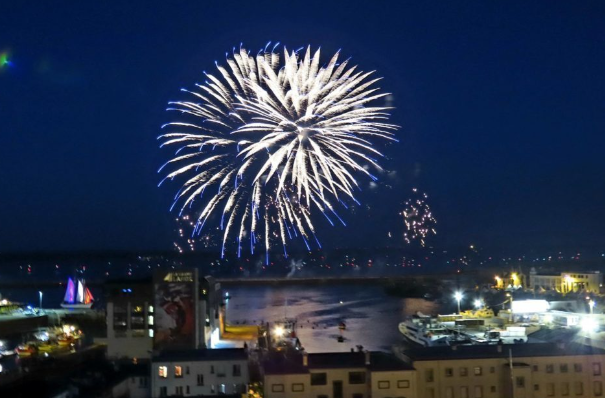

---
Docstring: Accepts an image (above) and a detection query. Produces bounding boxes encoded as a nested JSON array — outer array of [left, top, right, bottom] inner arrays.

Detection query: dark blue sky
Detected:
[[1, 1, 605, 253]]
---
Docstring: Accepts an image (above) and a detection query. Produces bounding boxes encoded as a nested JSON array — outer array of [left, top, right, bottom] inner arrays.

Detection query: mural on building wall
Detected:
[[154, 271, 196, 350]]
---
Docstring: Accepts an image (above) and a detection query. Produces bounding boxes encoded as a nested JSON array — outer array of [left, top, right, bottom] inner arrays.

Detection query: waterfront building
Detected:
[[105, 278, 154, 360], [402, 342, 605, 398], [263, 351, 417, 398], [529, 268, 602, 294], [105, 271, 222, 360], [151, 348, 249, 398], [494, 271, 525, 290]]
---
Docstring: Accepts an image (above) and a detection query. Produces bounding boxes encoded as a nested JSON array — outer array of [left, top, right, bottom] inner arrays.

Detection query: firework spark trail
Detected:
[[401, 188, 437, 247], [159, 44, 398, 262]]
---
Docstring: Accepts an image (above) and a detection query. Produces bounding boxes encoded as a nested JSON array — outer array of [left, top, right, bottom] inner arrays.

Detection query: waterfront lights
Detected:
[[581, 317, 598, 333], [474, 299, 483, 309], [454, 291, 463, 314], [589, 300, 596, 315], [273, 326, 285, 337]]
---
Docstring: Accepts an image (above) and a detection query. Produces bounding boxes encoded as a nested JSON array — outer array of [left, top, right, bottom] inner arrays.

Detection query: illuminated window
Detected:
[[148, 305, 154, 313], [175, 366, 183, 378], [148, 315, 154, 325], [148, 329, 154, 337], [474, 366, 482, 376], [158, 366, 168, 378]]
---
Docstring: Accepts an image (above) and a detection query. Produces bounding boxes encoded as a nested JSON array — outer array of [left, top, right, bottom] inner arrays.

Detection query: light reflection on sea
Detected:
[[223, 284, 443, 352]]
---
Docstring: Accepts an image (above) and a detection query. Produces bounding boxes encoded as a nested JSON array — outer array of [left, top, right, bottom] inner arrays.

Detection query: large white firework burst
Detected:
[[159, 44, 398, 262]]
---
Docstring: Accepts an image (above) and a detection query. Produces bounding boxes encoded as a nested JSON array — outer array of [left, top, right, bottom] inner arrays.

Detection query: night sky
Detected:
[[1, 2, 605, 253]]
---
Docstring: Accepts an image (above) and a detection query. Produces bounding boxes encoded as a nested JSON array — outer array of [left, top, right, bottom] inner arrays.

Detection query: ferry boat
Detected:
[[61, 278, 94, 309], [398, 313, 454, 347]]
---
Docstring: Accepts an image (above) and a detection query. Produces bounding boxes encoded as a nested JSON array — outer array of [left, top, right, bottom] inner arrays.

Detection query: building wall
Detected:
[[308, 367, 369, 398], [106, 301, 153, 360], [265, 373, 310, 398], [413, 352, 605, 398], [152, 359, 249, 398], [370, 370, 417, 398]]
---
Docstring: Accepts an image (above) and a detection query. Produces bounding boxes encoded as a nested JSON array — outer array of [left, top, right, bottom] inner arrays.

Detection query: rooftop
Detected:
[[153, 348, 247, 362], [403, 343, 605, 361], [263, 351, 413, 375]]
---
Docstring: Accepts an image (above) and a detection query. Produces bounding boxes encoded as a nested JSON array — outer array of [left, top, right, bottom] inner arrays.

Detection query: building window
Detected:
[[534, 384, 539, 391], [547, 383, 555, 396], [186, 386, 190, 394], [425, 369, 434, 382], [474, 386, 483, 398], [139, 377, 148, 388], [211, 365, 215, 374], [460, 386, 468, 398], [574, 381, 583, 395], [490, 366, 495, 373], [159, 386, 167, 397], [197, 374, 204, 386], [175, 366, 183, 378], [560, 364, 568, 373], [546, 364, 554, 373], [426, 388, 435, 398], [561, 382, 569, 396], [445, 387, 454, 398], [516, 377, 525, 388], [574, 363, 582, 372], [460, 367, 468, 377], [378, 381, 390, 389], [594, 363, 602, 376], [175, 386, 183, 395], [595, 381, 603, 396], [158, 366, 168, 378], [271, 384, 284, 393], [533, 365, 538, 371], [348, 371, 366, 384], [397, 380, 410, 388], [352, 395, 363, 398], [292, 383, 304, 392], [233, 364, 241, 377], [311, 373, 327, 386], [445, 367, 453, 377], [474, 366, 482, 376], [186, 366, 190, 375], [491, 386, 496, 393], [148, 315, 154, 325]]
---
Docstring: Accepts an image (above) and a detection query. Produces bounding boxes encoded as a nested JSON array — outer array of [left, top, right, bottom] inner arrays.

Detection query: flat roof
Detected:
[[153, 348, 247, 362], [404, 343, 605, 361], [263, 351, 413, 375]]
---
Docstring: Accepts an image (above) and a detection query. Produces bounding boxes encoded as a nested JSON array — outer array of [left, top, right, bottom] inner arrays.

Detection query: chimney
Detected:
[[302, 352, 308, 367], [364, 350, 371, 365]]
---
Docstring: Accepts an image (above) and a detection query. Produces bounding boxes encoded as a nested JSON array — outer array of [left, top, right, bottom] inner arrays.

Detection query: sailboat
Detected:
[[61, 278, 94, 309]]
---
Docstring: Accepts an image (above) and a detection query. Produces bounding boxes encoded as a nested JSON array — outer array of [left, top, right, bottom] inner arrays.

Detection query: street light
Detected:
[[38, 291, 43, 311], [454, 291, 463, 314], [589, 300, 596, 315], [474, 299, 483, 309]]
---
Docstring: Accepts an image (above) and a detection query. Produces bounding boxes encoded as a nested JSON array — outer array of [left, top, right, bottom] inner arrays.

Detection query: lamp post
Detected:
[[454, 291, 463, 315]]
